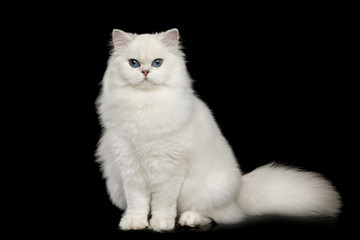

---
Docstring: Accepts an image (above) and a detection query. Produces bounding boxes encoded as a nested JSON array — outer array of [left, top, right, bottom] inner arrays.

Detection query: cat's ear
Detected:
[[161, 28, 179, 48], [112, 29, 131, 49]]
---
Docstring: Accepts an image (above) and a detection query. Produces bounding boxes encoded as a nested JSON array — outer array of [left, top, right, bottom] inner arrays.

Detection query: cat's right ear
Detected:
[[112, 29, 131, 49]]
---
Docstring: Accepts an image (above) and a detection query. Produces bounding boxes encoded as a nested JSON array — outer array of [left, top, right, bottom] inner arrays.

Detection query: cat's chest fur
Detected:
[[102, 87, 194, 138], [102, 87, 194, 170]]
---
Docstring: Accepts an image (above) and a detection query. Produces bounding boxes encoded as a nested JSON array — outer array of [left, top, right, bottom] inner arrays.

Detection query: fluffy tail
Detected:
[[237, 163, 341, 217]]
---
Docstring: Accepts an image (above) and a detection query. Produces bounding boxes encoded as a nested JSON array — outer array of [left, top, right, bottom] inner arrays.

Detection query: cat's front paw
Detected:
[[149, 216, 175, 231], [119, 214, 149, 230]]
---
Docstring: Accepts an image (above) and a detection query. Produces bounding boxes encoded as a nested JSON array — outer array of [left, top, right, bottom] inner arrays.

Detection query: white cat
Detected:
[[96, 29, 341, 231]]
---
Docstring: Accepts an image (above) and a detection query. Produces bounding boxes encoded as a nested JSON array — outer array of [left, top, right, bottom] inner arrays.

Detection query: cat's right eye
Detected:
[[129, 59, 140, 68]]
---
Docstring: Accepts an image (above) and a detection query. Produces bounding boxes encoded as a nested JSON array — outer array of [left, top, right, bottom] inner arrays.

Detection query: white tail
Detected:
[[237, 163, 341, 217]]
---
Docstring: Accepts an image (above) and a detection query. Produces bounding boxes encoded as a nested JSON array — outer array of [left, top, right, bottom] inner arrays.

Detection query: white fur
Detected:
[[96, 29, 341, 231]]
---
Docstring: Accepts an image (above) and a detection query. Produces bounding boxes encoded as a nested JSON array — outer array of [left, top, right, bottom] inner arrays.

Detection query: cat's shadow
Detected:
[[128, 215, 338, 234], [176, 215, 338, 232]]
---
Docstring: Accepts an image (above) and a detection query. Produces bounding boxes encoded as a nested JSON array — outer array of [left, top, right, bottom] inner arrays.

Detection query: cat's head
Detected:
[[107, 29, 190, 90]]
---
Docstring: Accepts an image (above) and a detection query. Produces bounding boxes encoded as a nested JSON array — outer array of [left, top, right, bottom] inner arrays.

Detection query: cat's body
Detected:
[[96, 29, 341, 231]]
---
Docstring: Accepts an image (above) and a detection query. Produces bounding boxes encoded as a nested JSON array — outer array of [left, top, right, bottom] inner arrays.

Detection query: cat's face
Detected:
[[109, 29, 188, 90]]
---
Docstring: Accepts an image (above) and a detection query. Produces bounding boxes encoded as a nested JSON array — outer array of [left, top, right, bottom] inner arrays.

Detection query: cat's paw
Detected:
[[149, 216, 175, 231], [119, 214, 149, 230], [179, 211, 212, 227]]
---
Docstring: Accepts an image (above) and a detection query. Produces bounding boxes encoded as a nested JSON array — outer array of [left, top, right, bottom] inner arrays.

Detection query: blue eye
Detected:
[[152, 58, 163, 67], [129, 59, 140, 68]]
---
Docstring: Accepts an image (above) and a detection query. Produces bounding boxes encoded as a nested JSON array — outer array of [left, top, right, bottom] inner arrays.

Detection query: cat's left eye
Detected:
[[152, 59, 163, 68]]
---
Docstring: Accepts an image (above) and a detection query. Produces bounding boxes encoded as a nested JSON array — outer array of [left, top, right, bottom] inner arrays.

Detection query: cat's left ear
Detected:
[[161, 28, 179, 48]]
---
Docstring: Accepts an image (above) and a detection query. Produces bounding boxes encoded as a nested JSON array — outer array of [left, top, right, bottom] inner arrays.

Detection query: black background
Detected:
[[10, 2, 356, 238]]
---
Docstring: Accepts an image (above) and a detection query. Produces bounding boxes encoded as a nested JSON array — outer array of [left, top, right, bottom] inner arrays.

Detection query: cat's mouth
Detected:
[[130, 75, 161, 88], [133, 77, 157, 88], [141, 76, 151, 83]]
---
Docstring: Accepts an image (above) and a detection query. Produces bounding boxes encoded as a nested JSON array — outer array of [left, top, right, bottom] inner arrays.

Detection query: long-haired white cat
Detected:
[[96, 29, 341, 231]]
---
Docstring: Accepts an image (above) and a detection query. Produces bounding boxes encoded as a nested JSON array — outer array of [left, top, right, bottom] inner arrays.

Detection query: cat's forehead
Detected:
[[126, 34, 166, 61]]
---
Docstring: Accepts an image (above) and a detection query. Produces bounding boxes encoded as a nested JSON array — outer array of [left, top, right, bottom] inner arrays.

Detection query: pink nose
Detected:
[[142, 70, 149, 77]]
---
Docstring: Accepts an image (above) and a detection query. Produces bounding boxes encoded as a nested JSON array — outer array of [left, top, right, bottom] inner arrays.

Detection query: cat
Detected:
[[96, 28, 341, 231]]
